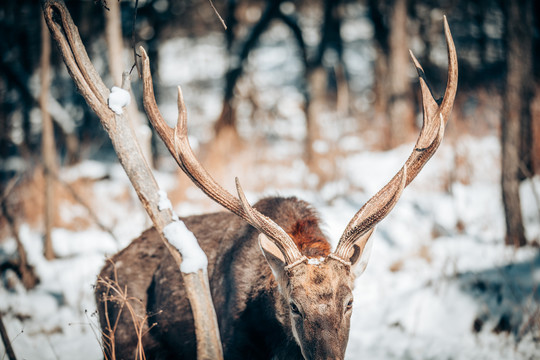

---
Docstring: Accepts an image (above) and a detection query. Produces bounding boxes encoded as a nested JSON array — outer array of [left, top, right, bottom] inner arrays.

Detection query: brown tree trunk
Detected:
[[532, 84, 540, 174], [40, 15, 56, 260], [373, 44, 389, 143], [501, 0, 533, 247], [215, 0, 283, 137], [386, 0, 414, 148], [368, 0, 413, 149], [305, 67, 326, 166]]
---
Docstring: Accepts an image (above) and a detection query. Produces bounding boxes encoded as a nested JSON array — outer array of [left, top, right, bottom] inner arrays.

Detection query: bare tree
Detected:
[[501, 0, 534, 247], [369, 0, 415, 148], [40, 15, 56, 260], [41, 1, 223, 358], [387, 0, 414, 146], [215, 0, 284, 138], [305, 0, 347, 178]]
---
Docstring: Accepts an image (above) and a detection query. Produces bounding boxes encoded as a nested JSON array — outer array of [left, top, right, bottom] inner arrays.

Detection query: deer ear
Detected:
[[346, 227, 376, 277], [258, 233, 287, 282]]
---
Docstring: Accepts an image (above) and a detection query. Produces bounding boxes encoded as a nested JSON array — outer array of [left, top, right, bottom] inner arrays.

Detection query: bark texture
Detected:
[[501, 0, 533, 247]]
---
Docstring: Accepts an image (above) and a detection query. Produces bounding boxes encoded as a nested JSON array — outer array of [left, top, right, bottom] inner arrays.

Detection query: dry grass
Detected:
[[96, 261, 158, 360]]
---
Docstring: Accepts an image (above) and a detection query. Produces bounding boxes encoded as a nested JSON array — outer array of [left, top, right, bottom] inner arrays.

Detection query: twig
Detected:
[[0, 175, 39, 290], [0, 312, 17, 360], [0, 176, 22, 205], [207, 0, 227, 30], [97, 261, 156, 360], [131, 0, 141, 77], [78, 309, 107, 360], [52, 170, 119, 245], [45, 335, 60, 360]]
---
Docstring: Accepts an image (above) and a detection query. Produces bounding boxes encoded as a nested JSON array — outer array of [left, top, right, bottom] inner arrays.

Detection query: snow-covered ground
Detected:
[[1, 10, 539, 359], [1, 133, 539, 359]]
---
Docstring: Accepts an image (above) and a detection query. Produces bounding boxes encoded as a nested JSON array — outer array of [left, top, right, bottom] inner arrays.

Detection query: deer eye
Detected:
[[345, 299, 353, 312], [290, 302, 301, 316]]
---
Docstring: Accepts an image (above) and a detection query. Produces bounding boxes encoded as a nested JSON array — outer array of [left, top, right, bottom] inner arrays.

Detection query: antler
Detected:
[[332, 16, 458, 261], [140, 48, 306, 266]]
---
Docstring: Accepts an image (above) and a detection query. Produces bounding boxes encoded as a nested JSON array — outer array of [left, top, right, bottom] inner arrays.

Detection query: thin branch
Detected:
[[0, 175, 40, 290], [52, 170, 119, 245], [207, 0, 227, 30], [0, 312, 17, 360], [131, 0, 141, 77]]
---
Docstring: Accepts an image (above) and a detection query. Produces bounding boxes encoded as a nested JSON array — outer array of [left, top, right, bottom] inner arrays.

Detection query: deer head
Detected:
[[141, 17, 457, 360]]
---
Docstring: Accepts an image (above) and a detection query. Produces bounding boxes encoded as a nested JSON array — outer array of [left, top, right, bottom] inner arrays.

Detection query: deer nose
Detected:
[[314, 329, 343, 360]]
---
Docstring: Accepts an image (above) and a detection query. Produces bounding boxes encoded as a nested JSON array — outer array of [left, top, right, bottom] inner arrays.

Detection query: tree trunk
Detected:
[[40, 15, 56, 261], [501, 0, 533, 247], [104, 0, 153, 167], [532, 84, 540, 174], [41, 2, 223, 357], [305, 67, 326, 166], [215, 0, 282, 137], [369, 0, 415, 149], [386, 0, 414, 148]]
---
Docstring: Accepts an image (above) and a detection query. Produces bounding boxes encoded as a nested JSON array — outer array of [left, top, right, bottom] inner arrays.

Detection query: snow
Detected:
[[157, 189, 173, 211], [107, 86, 131, 115], [158, 189, 180, 221], [2, 135, 538, 359], [163, 220, 208, 274], [307, 257, 325, 266]]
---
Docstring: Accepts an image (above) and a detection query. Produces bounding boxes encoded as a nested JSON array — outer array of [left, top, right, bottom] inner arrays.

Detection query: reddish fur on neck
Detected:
[[288, 218, 330, 258]]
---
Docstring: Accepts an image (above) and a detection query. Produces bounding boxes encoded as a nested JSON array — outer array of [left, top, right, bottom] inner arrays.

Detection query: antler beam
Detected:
[[333, 16, 458, 261], [140, 48, 306, 265]]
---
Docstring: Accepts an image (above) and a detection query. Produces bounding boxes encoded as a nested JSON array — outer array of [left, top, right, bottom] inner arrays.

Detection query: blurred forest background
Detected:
[[2, 0, 539, 243], [0, 0, 539, 358]]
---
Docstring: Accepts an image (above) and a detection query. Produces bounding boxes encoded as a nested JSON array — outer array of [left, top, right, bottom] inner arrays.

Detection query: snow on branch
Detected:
[[164, 220, 208, 274], [108, 86, 131, 115]]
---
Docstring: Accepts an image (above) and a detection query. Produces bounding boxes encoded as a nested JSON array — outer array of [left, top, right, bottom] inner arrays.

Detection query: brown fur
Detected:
[[288, 218, 330, 258]]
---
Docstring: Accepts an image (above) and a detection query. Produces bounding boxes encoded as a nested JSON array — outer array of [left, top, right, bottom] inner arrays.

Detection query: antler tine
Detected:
[[141, 46, 245, 219], [141, 47, 305, 265], [235, 178, 306, 265], [333, 18, 458, 261], [439, 16, 458, 126]]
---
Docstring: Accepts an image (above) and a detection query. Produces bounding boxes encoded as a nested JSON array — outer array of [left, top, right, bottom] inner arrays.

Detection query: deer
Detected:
[[95, 18, 457, 360]]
